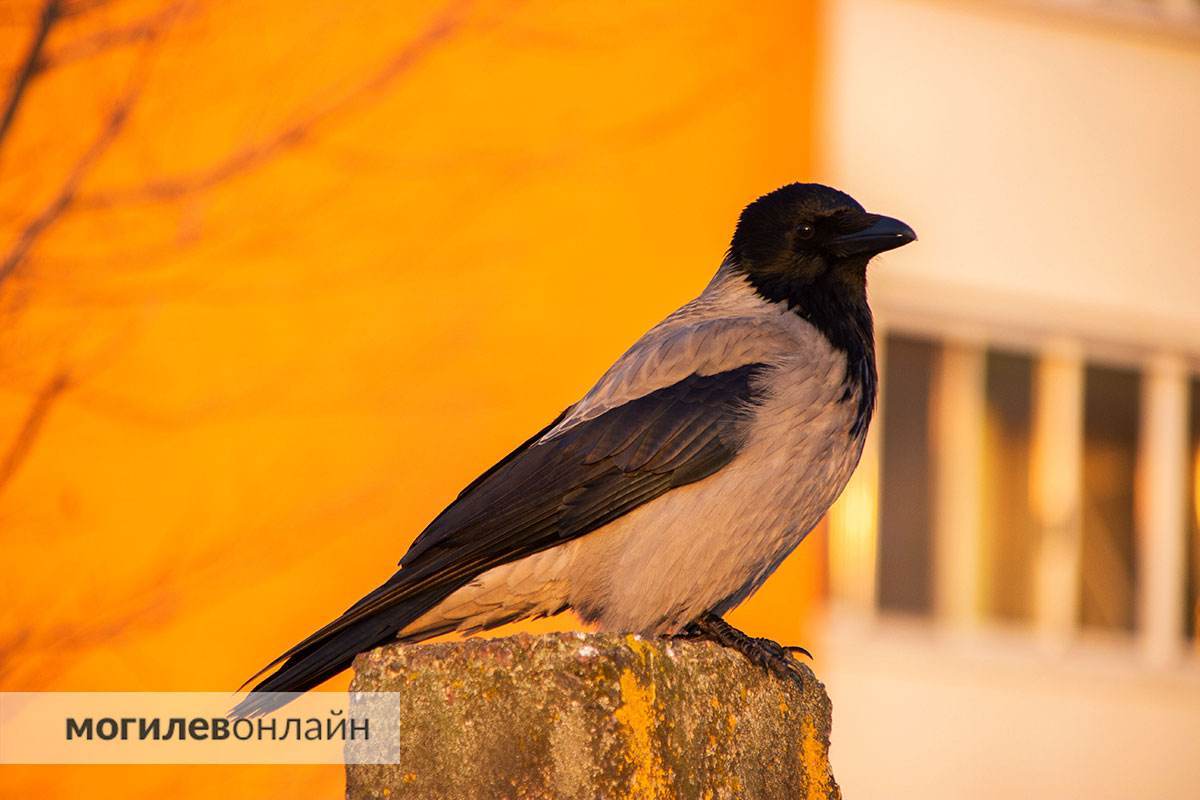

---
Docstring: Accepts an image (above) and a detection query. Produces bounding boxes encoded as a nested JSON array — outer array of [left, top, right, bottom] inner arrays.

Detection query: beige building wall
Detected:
[[825, 0, 1200, 354], [819, 0, 1200, 797]]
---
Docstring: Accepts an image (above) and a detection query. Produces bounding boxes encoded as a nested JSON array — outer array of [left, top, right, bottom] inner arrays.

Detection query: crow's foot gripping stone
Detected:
[[680, 612, 811, 691]]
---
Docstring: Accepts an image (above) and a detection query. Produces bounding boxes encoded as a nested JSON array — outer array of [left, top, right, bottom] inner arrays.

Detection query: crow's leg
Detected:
[[674, 612, 809, 687]]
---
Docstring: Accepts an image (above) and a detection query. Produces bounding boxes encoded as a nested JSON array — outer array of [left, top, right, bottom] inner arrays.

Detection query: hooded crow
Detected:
[[235, 183, 915, 716]]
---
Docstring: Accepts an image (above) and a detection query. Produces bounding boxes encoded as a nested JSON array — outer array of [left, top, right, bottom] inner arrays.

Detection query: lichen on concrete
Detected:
[[347, 632, 840, 800]]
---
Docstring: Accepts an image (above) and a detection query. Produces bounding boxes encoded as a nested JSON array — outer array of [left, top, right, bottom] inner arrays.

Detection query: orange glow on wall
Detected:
[[1, 1, 821, 796]]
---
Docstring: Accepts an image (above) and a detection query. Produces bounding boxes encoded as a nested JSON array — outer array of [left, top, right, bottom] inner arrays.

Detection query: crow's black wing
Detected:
[[403, 361, 769, 570], [234, 363, 768, 716]]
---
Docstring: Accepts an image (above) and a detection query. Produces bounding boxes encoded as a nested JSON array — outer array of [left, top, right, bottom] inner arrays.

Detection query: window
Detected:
[[870, 331, 1198, 649], [877, 334, 937, 615], [1079, 364, 1141, 632]]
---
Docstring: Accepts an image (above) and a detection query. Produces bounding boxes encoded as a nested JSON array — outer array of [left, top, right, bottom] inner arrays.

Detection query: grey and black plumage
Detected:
[[234, 183, 915, 717]]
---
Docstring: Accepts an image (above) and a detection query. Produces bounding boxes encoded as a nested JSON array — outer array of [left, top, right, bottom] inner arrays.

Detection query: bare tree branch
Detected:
[[0, 0, 471, 285], [0, 0, 183, 289], [58, 0, 117, 18], [0, 0, 62, 156], [0, 370, 69, 496], [0, 93, 135, 287], [36, 1, 185, 72], [78, 0, 477, 207]]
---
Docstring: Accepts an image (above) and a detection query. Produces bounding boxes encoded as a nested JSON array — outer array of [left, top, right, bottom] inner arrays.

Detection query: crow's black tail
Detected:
[[230, 577, 463, 718]]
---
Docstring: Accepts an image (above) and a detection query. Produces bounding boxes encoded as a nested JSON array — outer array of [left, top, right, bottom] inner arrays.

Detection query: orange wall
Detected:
[[0, 0, 821, 796]]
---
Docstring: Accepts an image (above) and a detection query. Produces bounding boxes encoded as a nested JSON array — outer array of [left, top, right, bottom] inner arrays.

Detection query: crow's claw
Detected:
[[678, 612, 809, 689]]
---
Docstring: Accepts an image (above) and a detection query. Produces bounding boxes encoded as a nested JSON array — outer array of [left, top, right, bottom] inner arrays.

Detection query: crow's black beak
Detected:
[[829, 214, 916, 258]]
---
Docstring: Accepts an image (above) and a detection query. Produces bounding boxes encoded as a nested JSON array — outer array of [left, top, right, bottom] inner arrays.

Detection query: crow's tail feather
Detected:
[[230, 581, 460, 719]]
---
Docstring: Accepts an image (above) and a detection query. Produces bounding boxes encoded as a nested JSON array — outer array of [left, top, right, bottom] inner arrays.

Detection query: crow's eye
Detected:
[[796, 223, 816, 240]]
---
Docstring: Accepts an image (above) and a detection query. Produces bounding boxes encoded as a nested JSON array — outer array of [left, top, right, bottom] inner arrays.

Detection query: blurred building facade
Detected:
[[817, 0, 1200, 796]]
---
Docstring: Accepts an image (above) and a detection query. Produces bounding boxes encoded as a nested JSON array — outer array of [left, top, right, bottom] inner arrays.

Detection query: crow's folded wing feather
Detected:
[[400, 361, 770, 573], [235, 362, 770, 712]]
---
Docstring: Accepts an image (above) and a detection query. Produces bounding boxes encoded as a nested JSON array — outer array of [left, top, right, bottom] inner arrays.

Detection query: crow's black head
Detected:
[[729, 183, 915, 437], [729, 183, 915, 308]]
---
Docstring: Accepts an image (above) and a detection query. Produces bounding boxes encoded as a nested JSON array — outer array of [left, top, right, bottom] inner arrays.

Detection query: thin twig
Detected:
[[0, 371, 69, 496], [0, 0, 181, 288], [0, 0, 62, 156], [0, 94, 135, 287], [36, 1, 184, 71], [78, 0, 475, 207]]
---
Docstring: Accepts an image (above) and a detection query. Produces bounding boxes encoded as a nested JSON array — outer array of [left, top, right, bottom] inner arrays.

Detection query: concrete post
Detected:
[[346, 633, 840, 800]]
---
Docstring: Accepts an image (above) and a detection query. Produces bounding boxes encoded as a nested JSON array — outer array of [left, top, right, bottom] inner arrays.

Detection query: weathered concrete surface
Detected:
[[347, 632, 839, 800]]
